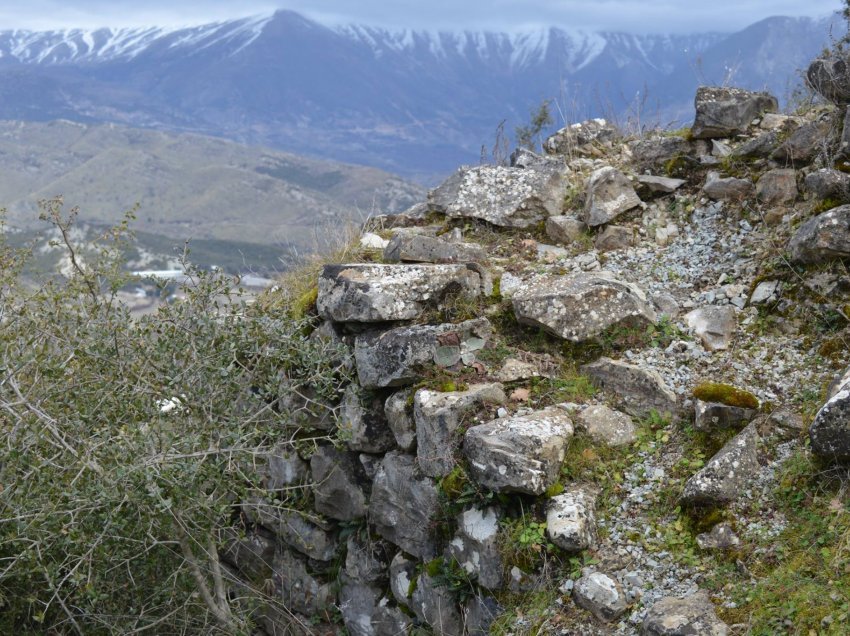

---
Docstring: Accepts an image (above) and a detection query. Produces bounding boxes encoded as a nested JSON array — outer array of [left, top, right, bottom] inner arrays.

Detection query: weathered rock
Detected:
[[577, 404, 637, 446], [594, 225, 634, 252], [749, 280, 780, 305], [806, 53, 850, 104], [463, 595, 502, 636], [389, 552, 417, 607], [756, 169, 797, 205], [264, 444, 309, 490], [685, 306, 737, 351], [642, 591, 729, 635], [221, 528, 276, 584], [338, 573, 412, 636], [429, 164, 568, 228], [383, 233, 487, 264], [384, 389, 416, 451], [573, 571, 628, 622], [355, 318, 492, 389], [630, 136, 693, 171], [584, 166, 642, 227], [317, 263, 482, 323], [448, 507, 503, 590], [771, 117, 833, 165], [415, 384, 506, 477], [464, 406, 573, 495], [581, 357, 678, 419], [360, 232, 389, 250], [495, 357, 549, 382], [809, 372, 850, 461], [804, 168, 850, 201], [411, 573, 464, 636], [732, 130, 782, 159], [512, 272, 657, 343], [345, 535, 390, 584], [369, 452, 440, 559], [694, 399, 756, 432], [702, 171, 753, 201], [652, 293, 679, 318], [340, 384, 395, 453], [273, 548, 335, 616], [710, 139, 732, 157], [691, 86, 778, 139], [278, 380, 337, 431], [681, 424, 760, 506], [788, 205, 850, 264], [544, 118, 618, 156], [696, 523, 741, 550], [637, 174, 686, 193], [311, 445, 370, 521], [546, 485, 598, 551], [546, 215, 587, 244], [246, 501, 339, 562]]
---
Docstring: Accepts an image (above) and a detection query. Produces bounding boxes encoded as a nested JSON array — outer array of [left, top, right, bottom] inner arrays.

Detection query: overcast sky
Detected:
[[0, 0, 843, 34]]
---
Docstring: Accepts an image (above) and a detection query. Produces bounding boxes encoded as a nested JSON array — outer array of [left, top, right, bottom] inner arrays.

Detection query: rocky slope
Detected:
[[228, 80, 850, 635]]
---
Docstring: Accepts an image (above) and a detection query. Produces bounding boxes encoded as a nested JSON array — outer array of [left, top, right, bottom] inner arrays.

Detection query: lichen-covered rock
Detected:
[[804, 168, 850, 201], [584, 166, 642, 227], [273, 548, 335, 616], [383, 232, 487, 264], [685, 306, 737, 351], [429, 164, 568, 228], [384, 389, 416, 451], [544, 118, 618, 156], [340, 384, 395, 453], [642, 590, 729, 635], [691, 86, 778, 139], [594, 225, 634, 252], [788, 205, 850, 264], [702, 171, 753, 201], [354, 318, 491, 389], [546, 485, 598, 552], [448, 506, 503, 590], [732, 130, 782, 159], [630, 136, 693, 170], [581, 357, 678, 418], [311, 445, 370, 521], [806, 53, 850, 104], [463, 406, 573, 494], [681, 424, 760, 506], [410, 573, 464, 636], [369, 452, 440, 559], [389, 552, 417, 607], [317, 263, 482, 323], [694, 399, 756, 432], [577, 404, 637, 446], [756, 168, 798, 205], [512, 272, 657, 343], [415, 384, 506, 478], [221, 528, 276, 584], [545, 215, 586, 244], [696, 523, 741, 550], [637, 174, 686, 193], [809, 372, 850, 461], [573, 571, 628, 622]]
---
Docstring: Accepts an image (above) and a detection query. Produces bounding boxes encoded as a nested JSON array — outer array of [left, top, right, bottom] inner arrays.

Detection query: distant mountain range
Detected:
[[0, 10, 843, 180]]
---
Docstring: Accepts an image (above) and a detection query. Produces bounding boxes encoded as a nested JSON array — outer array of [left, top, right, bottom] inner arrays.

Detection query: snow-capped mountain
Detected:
[[0, 10, 840, 179]]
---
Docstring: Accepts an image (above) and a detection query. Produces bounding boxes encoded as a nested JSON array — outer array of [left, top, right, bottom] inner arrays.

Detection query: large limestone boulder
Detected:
[[691, 86, 778, 139], [317, 263, 482, 323], [581, 357, 678, 418], [512, 272, 657, 343], [463, 406, 573, 494], [340, 384, 395, 453], [788, 205, 850, 264], [546, 485, 598, 551], [448, 506, 503, 590], [310, 445, 370, 521], [806, 53, 850, 105], [681, 424, 760, 507], [354, 318, 491, 389], [369, 452, 440, 559], [809, 370, 850, 461], [415, 384, 507, 478], [584, 166, 642, 227], [544, 118, 618, 156], [642, 590, 729, 635], [429, 164, 568, 228]]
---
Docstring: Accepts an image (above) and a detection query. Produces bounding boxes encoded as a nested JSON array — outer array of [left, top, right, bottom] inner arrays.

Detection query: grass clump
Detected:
[[693, 382, 760, 409]]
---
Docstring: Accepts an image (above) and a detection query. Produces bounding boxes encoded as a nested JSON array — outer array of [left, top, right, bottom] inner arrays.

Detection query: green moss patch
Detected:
[[693, 382, 760, 409]]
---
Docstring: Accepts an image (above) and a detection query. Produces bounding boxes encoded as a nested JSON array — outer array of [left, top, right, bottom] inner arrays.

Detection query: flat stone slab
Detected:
[[354, 318, 492, 388], [463, 406, 573, 494], [637, 174, 686, 193], [317, 263, 482, 323], [512, 272, 657, 343], [383, 232, 487, 264], [429, 164, 568, 228], [581, 357, 678, 419]]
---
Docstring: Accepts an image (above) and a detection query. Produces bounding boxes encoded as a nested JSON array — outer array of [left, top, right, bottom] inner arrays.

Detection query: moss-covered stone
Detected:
[[692, 382, 759, 409]]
